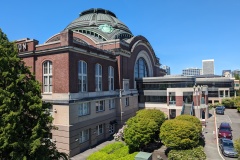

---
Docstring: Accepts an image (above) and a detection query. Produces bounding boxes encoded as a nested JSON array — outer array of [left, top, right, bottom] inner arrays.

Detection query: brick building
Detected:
[[16, 8, 161, 157]]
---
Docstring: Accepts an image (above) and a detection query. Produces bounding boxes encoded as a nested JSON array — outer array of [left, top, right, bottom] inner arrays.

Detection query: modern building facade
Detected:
[[16, 8, 161, 157], [161, 65, 171, 75], [182, 68, 202, 76], [202, 59, 214, 75], [222, 70, 232, 78], [136, 76, 209, 121], [196, 76, 237, 104], [232, 69, 240, 77]]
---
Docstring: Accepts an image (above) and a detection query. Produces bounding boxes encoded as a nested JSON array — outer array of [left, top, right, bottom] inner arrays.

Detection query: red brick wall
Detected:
[[69, 52, 119, 93], [22, 57, 35, 73], [176, 96, 183, 106], [34, 52, 70, 93]]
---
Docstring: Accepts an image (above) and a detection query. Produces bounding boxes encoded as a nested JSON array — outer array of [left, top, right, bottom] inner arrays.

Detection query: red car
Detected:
[[218, 122, 232, 139]]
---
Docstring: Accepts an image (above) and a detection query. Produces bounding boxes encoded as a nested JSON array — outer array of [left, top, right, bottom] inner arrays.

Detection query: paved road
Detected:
[[215, 109, 240, 160], [203, 109, 224, 160]]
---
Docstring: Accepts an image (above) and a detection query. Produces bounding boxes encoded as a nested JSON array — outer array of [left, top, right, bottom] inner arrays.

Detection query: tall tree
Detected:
[[0, 29, 61, 159]]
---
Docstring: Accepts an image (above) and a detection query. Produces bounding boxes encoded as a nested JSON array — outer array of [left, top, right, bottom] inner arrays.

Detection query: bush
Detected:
[[118, 152, 138, 160], [113, 125, 127, 142], [112, 146, 129, 158], [160, 119, 199, 150], [234, 137, 240, 158], [136, 109, 166, 127], [175, 115, 202, 134], [135, 109, 166, 141], [87, 152, 117, 160], [168, 146, 206, 160], [124, 116, 158, 152], [87, 142, 139, 160], [99, 142, 125, 154], [222, 98, 234, 108]]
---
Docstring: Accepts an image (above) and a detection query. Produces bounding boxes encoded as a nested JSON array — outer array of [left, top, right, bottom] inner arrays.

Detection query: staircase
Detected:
[[183, 104, 192, 115]]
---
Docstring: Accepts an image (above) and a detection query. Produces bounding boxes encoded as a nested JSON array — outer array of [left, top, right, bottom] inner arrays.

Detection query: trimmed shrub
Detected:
[[87, 142, 139, 160], [112, 146, 129, 158], [175, 115, 202, 134], [168, 146, 206, 160], [222, 98, 234, 108], [87, 152, 117, 160], [118, 152, 139, 160], [136, 109, 166, 127], [124, 116, 158, 152], [160, 119, 199, 150], [99, 142, 124, 154]]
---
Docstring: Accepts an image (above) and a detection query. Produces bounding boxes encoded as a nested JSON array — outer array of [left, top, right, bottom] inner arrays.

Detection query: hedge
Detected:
[[168, 146, 206, 160]]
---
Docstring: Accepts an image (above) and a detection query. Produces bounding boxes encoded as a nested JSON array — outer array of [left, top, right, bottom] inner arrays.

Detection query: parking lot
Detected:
[[215, 108, 240, 160]]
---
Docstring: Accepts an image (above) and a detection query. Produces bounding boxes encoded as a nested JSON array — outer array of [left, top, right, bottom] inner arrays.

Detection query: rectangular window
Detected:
[[96, 100, 105, 112], [78, 61, 87, 92], [79, 102, 90, 116], [109, 99, 115, 109], [79, 129, 89, 143], [95, 64, 102, 91], [125, 97, 129, 107], [108, 66, 114, 91], [43, 61, 52, 93], [97, 124, 103, 135]]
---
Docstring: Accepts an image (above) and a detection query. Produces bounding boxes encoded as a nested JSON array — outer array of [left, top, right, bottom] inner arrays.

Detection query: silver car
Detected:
[[219, 138, 238, 158]]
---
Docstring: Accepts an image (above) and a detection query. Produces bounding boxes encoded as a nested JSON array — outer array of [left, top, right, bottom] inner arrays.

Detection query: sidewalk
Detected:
[[70, 139, 115, 160], [203, 109, 224, 160]]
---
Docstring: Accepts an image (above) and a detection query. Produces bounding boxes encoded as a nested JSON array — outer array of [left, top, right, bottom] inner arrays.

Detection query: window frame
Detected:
[[78, 102, 90, 116], [78, 60, 88, 92], [109, 99, 115, 110], [95, 63, 102, 91], [79, 129, 89, 143], [43, 61, 52, 93], [96, 100, 105, 112], [134, 57, 148, 78], [108, 66, 114, 91], [97, 124, 103, 135]]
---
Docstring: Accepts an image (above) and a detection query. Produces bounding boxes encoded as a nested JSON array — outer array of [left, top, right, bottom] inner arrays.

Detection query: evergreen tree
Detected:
[[0, 29, 61, 159]]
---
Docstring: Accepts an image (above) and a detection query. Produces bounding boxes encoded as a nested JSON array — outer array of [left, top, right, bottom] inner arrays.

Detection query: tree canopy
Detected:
[[0, 29, 60, 159], [124, 116, 158, 153], [175, 115, 202, 134], [160, 119, 199, 150]]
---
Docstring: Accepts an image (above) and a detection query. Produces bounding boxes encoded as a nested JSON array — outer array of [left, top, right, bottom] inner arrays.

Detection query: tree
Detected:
[[136, 109, 166, 127], [124, 116, 158, 153], [222, 98, 234, 108], [175, 115, 202, 134], [0, 29, 61, 159], [135, 109, 166, 139], [160, 119, 199, 150]]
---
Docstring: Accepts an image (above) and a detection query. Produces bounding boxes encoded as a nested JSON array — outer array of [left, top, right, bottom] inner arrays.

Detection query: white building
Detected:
[[202, 59, 214, 75], [182, 68, 202, 76]]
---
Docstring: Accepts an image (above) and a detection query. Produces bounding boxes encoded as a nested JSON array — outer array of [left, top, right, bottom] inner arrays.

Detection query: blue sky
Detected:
[[1, 0, 239, 75]]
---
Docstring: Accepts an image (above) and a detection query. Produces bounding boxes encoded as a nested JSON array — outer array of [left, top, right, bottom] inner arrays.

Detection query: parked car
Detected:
[[216, 106, 224, 115], [219, 138, 238, 158], [219, 106, 225, 111], [218, 122, 232, 139]]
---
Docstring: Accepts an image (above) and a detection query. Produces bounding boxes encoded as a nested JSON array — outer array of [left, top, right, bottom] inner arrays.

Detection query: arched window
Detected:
[[78, 61, 87, 92], [95, 64, 102, 91], [43, 61, 52, 93], [134, 57, 148, 78], [108, 66, 114, 91]]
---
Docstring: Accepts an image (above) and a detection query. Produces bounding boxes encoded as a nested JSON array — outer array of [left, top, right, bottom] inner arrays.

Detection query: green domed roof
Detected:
[[64, 8, 133, 41]]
